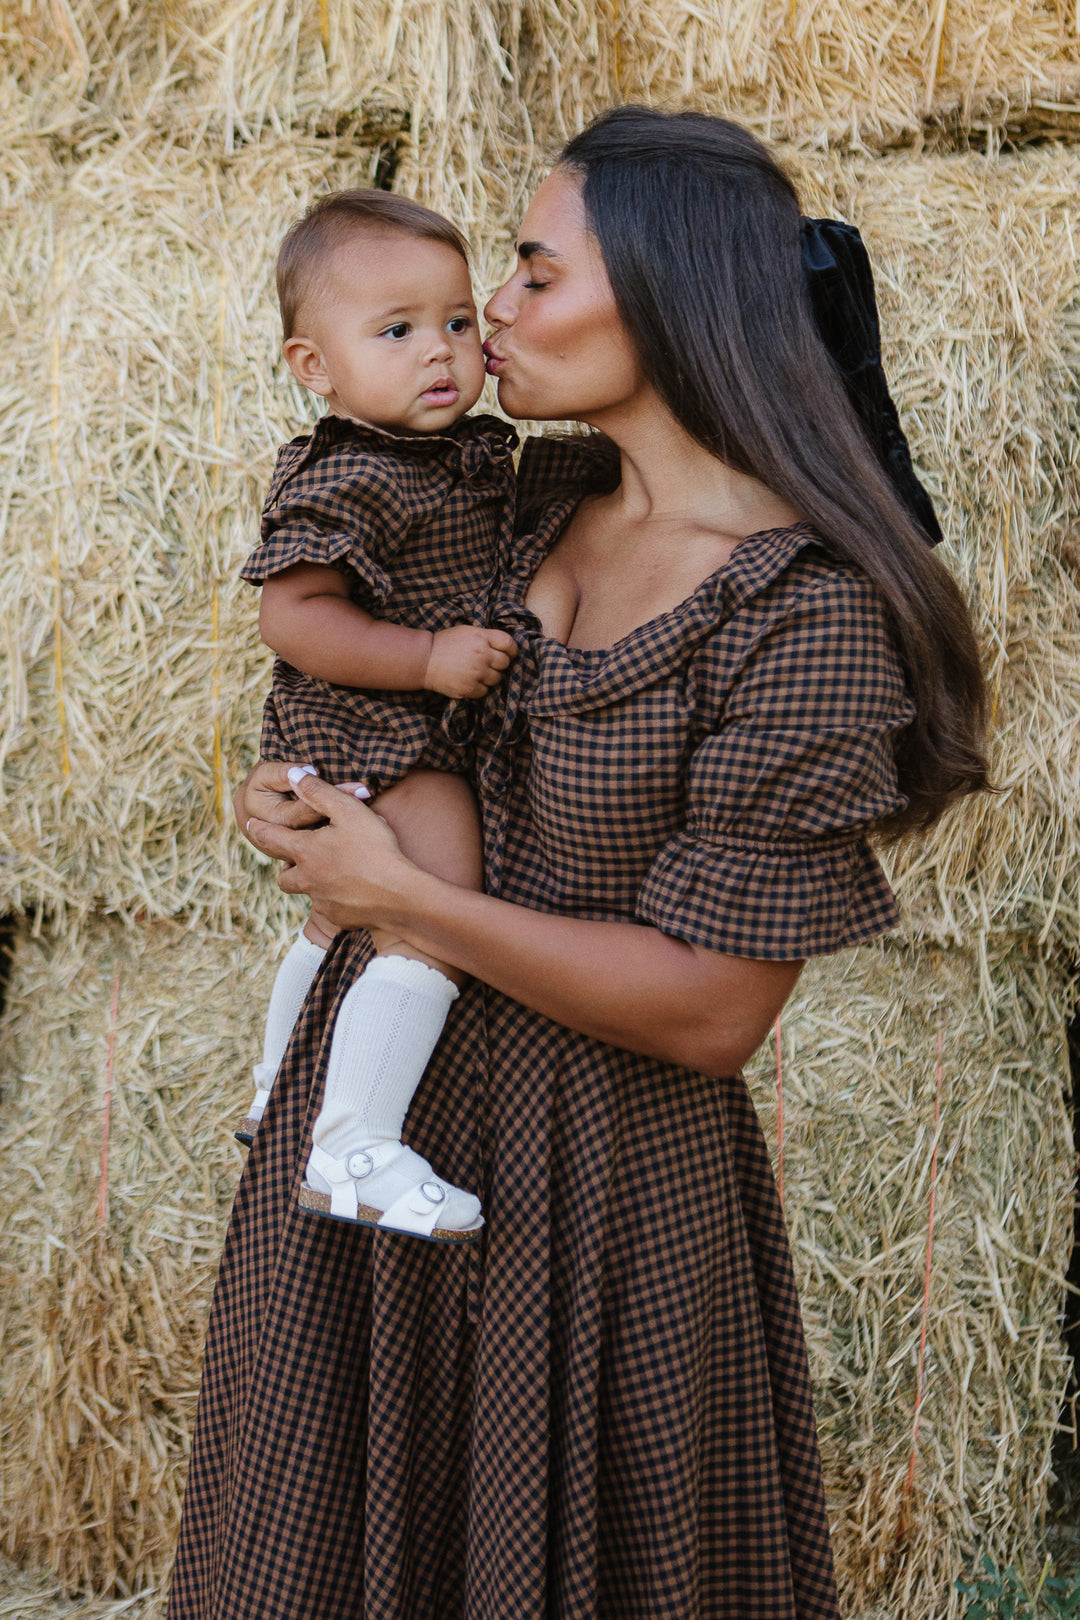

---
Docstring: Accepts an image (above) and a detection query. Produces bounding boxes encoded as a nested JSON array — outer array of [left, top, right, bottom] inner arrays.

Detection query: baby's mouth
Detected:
[[420, 379, 459, 405]]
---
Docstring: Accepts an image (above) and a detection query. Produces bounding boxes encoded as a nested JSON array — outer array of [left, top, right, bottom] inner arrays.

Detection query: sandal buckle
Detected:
[[419, 1181, 445, 1205], [346, 1150, 375, 1179]]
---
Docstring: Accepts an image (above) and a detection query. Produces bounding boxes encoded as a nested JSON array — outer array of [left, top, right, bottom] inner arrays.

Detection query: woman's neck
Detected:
[[582, 389, 800, 541]]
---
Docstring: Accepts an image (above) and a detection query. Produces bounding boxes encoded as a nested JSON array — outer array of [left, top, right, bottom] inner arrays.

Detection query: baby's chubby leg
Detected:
[[304, 771, 485, 1239], [364, 769, 483, 980]]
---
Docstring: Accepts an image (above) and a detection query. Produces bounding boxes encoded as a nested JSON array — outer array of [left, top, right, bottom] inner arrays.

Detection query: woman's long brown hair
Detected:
[[560, 106, 989, 837]]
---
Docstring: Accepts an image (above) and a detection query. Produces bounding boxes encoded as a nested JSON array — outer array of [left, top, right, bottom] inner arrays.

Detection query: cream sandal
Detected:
[[299, 1141, 484, 1244]]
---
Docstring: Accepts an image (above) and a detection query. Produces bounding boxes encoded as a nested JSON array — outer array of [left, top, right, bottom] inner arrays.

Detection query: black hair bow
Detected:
[[800, 216, 943, 546]]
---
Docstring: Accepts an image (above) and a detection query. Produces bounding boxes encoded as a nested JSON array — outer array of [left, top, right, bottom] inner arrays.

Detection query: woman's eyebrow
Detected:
[[517, 239, 563, 262]]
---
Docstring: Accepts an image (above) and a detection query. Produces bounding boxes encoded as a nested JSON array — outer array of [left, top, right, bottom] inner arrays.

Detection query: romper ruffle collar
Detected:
[[280, 409, 518, 487]]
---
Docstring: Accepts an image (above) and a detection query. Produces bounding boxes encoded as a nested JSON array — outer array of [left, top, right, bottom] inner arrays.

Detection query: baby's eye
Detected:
[[381, 322, 411, 339], [447, 316, 472, 334]]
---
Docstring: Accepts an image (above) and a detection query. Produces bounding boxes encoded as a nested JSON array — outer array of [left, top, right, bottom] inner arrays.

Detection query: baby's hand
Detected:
[[423, 624, 518, 699]]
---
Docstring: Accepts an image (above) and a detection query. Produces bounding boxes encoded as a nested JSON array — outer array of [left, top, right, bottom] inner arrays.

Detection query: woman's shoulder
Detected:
[[703, 527, 913, 723], [721, 524, 894, 632]]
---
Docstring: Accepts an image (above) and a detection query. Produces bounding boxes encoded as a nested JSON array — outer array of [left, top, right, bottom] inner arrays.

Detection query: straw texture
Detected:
[[0, 1558, 162, 1619], [754, 941, 1074, 1616], [0, 916, 294, 1596], [511, 0, 1080, 150], [7, 0, 1080, 152]]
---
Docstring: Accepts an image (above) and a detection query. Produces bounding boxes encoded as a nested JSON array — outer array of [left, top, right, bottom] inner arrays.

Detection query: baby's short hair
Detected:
[[277, 190, 470, 339]]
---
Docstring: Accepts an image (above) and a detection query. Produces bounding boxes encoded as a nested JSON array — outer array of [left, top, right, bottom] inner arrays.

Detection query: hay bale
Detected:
[[0, 916, 1071, 1616], [0, 0, 520, 233], [0, 1557, 162, 1619], [512, 0, 1080, 150], [2, 132, 1079, 958], [742, 938, 1075, 1617], [0, 912, 298, 1595], [6, 0, 1080, 154]]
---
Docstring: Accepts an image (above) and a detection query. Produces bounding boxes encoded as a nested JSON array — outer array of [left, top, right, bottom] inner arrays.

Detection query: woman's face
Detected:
[[483, 167, 645, 425]]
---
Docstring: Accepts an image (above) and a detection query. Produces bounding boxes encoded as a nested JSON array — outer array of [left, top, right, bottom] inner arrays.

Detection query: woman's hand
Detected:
[[234, 759, 322, 834], [244, 771, 419, 934], [234, 759, 370, 838]]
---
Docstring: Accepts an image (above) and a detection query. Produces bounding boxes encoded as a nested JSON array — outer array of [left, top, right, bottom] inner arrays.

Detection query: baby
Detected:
[[239, 189, 518, 1244]]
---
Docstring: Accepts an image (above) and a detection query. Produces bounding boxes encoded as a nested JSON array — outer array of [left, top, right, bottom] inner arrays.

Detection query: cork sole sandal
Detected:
[[298, 1142, 484, 1245], [234, 1088, 270, 1147]]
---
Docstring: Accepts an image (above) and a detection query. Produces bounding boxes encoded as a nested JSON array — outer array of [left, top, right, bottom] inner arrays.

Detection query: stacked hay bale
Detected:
[[1, 4, 1078, 1616]]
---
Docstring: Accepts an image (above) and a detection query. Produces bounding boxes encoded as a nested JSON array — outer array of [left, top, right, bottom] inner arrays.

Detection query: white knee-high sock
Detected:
[[253, 929, 328, 1095], [312, 956, 459, 1156]]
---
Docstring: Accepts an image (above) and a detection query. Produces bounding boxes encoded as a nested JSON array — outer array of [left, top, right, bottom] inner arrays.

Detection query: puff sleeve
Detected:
[[240, 434, 398, 608], [635, 564, 916, 959]]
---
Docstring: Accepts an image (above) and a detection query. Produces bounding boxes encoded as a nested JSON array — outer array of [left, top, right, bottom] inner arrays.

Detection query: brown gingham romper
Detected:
[[170, 435, 915, 1620], [240, 411, 517, 791]]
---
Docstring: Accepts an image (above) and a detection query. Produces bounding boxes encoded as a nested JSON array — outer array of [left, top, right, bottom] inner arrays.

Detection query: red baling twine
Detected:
[[775, 1014, 785, 1208], [898, 1012, 944, 1540], [97, 974, 121, 1230]]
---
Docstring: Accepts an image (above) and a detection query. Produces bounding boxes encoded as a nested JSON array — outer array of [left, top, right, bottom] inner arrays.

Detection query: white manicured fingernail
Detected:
[[246, 818, 253, 833], [287, 765, 318, 786], [353, 785, 371, 800]]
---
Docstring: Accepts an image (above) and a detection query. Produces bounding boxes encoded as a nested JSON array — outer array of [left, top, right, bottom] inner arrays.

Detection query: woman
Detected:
[[170, 108, 987, 1619]]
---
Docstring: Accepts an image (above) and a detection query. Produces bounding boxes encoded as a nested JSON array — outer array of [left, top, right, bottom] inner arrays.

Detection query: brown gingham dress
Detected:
[[170, 436, 915, 1620], [240, 411, 517, 792]]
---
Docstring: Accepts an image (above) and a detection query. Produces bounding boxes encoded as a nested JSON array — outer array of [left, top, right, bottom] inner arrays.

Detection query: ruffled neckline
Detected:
[[493, 434, 827, 712], [293, 409, 518, 481]]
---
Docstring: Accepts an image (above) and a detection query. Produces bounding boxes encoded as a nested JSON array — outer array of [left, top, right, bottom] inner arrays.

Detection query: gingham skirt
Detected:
[[168, 921, 839, 1619]]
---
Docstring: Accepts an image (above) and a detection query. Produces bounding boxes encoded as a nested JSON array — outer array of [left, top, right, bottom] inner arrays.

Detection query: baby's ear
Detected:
[[284, 335, 332, 397]]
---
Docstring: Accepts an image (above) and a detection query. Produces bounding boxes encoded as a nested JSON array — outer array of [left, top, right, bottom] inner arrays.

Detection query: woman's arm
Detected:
[[241, 768, 802, 1078], [260, 562, 517, 698]]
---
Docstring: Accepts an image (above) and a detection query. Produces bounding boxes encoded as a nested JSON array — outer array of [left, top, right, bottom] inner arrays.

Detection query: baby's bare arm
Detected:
[[259, 561, 517, 697], [260, 562, 432, 689]]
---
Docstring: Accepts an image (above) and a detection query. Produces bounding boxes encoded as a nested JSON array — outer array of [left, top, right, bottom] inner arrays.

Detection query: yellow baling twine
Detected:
[[318, 0, 330, 50], [210, 271, 227, 823], [925, 0, 949, 114], [612, 0, 623, 93], [50, 234, 71, 782]]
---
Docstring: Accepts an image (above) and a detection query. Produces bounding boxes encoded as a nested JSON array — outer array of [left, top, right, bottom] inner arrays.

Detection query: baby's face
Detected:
[[287, 232, 486, 434]]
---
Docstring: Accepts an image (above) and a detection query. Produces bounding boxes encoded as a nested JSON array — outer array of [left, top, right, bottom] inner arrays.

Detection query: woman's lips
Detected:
[[483, 340, 507, 375]]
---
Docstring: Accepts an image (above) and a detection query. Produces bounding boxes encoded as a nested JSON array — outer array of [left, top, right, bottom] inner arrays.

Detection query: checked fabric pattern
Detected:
[[240, 411, 517, 792], [170, 435, 914, 1619]]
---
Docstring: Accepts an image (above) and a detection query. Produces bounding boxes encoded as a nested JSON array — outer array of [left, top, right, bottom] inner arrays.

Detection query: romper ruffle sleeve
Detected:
[[240, 419, 402, 608], [637, 564, 915, 959]]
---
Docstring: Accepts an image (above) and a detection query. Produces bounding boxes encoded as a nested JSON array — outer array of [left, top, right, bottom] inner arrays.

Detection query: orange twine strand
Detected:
[[612, 0, 623, 93], [898, 1012, 944, 1539], [775, 1014, 784, 1207], [990, 500, 1011, 727], [96, 974, 121, 1229]]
